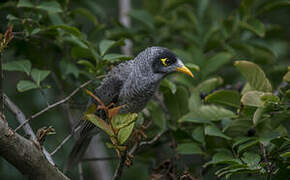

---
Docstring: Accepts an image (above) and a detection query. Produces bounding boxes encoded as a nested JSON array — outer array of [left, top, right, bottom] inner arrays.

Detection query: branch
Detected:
[[4, 94, 55, 165], [0, 52, 3, 114], [50, 134, 72, 156], [82, 156, 117, 162], [112, 131, 166, 180], [15, 80, 93, 132], [52, 74, 112, 180], [260, 143, 272, 180], [0, 116, 69, 180], [129, 130, 166, 156], [113, 150, 128, 180]]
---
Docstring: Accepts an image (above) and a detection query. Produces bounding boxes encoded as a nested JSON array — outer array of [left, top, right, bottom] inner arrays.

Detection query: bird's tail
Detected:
[[64, 134, 92, 172]]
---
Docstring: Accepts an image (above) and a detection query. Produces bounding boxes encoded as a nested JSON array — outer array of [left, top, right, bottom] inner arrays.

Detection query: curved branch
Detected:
[[4, 94, 54, 165], [0, 116, 69, 180]]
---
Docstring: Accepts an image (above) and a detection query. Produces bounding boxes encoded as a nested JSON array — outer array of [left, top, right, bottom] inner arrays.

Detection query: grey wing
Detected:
[[77, 60, 134, 135], [66, 62, 132, 170]]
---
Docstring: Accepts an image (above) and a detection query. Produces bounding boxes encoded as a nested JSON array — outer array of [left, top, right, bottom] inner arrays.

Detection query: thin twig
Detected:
[[4, 94, 55, 165], [51, 73, 75, 126], [113, 150, 128, 180], [129, 130, 166, 156], [0, 52, 3, 114], [50, 134, 72, 156], [14, 80, 93, 132], [82, 156, 117, 162], [260, 143, 272, 180], [50, 125, 81, 156]]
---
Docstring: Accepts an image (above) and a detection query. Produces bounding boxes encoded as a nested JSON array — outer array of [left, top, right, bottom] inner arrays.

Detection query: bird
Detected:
[[66, 46, 194, 170]]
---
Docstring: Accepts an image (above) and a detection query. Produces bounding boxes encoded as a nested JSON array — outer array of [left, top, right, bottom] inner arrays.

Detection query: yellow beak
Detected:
[[176, 65, 194, 78]]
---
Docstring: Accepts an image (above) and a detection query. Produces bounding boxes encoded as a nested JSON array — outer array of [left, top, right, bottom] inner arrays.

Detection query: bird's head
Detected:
[[137, 46, 194, 78]]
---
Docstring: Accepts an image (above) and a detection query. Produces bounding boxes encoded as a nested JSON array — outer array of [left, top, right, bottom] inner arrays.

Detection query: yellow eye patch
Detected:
[[161, 58, 168, 66]]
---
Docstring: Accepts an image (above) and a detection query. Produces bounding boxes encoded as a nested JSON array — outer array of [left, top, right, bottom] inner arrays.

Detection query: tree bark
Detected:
[[0, 116, 69, 180], [4, 94, 55, 165]]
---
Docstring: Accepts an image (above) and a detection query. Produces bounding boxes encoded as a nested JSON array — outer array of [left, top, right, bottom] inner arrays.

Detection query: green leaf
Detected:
[[77, 60, 95, 70], [59, 60, 80, 79], [253, 107, 264, 126], [261, 93, 280, 104], [160, 78, 177, 94], [241, 0, 257, 15], [241, 91, 273, 107], [71, 46, 92, 59], [63, 36, 88, 49], [204, 150, 240, 167], [242, 152, 261, 167], [17, 0, 34, 8], [179, 114, 211, 124], [17, 80, 38, 92], [257, 0, 290, 15], [234, 61, 272, 92], [164, 0, 191, 10], [280, 152, 290, 158], [48, 25, 82, 38], [205, 125, 231, 140], [129, 9, 154, 30], [103, 53, 132, 62], [99, 39, 125, 56], [3, 60, 31, 75], [99, 40, 116, 56], [84, 114, 114, 136], [147, 101, 166, 130], [31, 69, 50, 86], [185, 63, 200, 73], [241, 82, 253, 95], [241, 91, 264, 107], [118, 122, 135, 144], [177, 143, 203, 155], [180, 105, 236, 123], [72, 8, 99, 26], [237, 140, 259, 154], [283, 71, 290, 82], [164, 86, 189, 120], [112, 113, 137, 144], [216, 164, 249, 178], [7, 14, 19, 21], [203, 52, 233, 77], [188, 90, 201, 111], [205, 90, 241, 108], [112, 113, 138, 129], [31, 28, 41, 35], [48, 13, 64, 25], [240, 19, 265, 37], [196, 77, 223, 94], [36, 1, 62, 13], [233, 137, 258, 149], [192, 126, 205, 145]]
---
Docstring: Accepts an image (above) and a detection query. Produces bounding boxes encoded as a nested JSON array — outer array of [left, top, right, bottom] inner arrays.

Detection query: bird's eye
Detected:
[[161, 58, 169, 66]]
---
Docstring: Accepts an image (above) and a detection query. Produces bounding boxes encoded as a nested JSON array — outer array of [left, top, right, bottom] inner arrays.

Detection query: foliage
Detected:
[[1, 0, 290, 179]]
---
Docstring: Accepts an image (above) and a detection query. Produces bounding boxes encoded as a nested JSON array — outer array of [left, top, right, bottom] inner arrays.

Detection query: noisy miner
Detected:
[[66, 46, 194, 169]]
